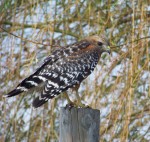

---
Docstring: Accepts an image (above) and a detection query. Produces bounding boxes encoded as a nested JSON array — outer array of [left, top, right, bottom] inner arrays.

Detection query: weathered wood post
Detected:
[[59, 107, 100, 142]]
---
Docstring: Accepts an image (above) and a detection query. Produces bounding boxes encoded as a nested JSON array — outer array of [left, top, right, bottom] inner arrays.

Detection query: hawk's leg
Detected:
[[64, 92, 74, 104], [64, 92, 78, 109], [73, 85, 92, 108], [74, 90, 86, 107], [73, 85, 86, 108], [64, 85, 87, 108]]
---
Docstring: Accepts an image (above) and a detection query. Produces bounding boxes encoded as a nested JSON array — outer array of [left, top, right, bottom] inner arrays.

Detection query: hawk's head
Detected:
[[86, 35, 111, 54]]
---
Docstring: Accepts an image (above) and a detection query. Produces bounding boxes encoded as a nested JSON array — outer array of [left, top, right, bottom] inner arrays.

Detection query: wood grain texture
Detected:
[[59, 107, 100, 142]]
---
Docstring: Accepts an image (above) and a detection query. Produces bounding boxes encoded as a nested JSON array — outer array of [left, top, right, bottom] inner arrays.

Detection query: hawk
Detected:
[[4, 35, 110, 108]]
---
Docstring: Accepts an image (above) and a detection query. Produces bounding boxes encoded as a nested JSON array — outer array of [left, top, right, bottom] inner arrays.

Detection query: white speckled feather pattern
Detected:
[[5, 35, 110, 108]]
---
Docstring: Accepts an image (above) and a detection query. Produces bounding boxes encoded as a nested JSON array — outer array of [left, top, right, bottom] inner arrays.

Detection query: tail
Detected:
[[32, 97, 48, 108], [4, 88, 24, 97], [4, 75, 45, 98]]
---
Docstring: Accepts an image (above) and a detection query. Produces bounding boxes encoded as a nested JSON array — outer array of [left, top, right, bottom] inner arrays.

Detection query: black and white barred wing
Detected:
[[32, 50, 99, 108], [4, 40, 90, 98], [4, 48, 62, 98]]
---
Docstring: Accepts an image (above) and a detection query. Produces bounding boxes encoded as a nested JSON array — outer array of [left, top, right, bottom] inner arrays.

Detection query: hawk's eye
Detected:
[[98, 42, 103, 46]]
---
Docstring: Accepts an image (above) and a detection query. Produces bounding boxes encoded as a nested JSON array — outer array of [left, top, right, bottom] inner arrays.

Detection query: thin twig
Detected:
[[0, 27, 150, 48], [0, 27, 58, 47], [111, 36, 150, 48]]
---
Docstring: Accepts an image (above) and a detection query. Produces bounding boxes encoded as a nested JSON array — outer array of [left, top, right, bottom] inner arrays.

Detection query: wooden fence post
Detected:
[[59, 107, 100, 142]]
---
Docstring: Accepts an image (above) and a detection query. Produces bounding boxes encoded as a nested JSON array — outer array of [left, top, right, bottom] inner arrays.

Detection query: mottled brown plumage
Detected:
[[5, 35, 110, 108]]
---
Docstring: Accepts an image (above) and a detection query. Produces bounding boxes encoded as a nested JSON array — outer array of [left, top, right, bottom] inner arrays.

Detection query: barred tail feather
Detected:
[[4, 89, 24, 97], [4, 75, 46, 98], [32, 97, 48, 108]]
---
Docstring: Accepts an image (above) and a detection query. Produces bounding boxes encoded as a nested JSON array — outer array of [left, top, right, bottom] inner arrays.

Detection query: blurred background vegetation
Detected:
[[0, 0, 150, 141]]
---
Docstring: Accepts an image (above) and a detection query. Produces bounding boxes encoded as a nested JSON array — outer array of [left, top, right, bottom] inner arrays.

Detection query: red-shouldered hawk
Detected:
[[4, 35, 110, 108]]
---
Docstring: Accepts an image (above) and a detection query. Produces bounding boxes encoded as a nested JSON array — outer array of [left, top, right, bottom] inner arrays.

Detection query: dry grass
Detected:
[[0, 0, 150, 141]]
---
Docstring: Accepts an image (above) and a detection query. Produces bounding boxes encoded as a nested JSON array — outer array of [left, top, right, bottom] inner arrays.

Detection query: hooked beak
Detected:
[[102, 45, 111, 54]]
